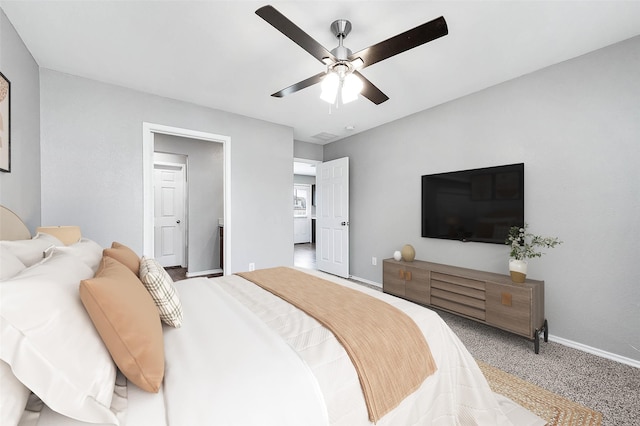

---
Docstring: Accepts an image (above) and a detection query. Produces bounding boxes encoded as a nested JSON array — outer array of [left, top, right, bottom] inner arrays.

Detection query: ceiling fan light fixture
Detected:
[[341, 72, 363, 104], [320, 72, 340, 104]]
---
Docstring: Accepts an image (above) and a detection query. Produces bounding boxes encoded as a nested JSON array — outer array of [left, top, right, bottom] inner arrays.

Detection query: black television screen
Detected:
[[421, 163, 524, 244]]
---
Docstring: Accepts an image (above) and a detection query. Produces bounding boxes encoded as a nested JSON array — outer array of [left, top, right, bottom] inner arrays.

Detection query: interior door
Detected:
[[154, 163, 185, 267], [316, 157, 349, 278]]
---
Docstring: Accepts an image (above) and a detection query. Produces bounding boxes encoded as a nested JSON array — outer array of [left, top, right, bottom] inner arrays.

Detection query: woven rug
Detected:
[[477, 360, 603, 426]]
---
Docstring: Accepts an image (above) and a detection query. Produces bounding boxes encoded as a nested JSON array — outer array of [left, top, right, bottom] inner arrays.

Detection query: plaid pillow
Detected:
[[139, 256, 183, 327]]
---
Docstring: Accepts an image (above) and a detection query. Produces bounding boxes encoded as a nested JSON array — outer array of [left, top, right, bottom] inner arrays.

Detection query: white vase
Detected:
[[393, 250, 402, 261], [509, 259, 528, 283]]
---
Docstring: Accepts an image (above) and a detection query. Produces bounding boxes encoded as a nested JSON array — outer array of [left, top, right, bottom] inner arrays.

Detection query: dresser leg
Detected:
[[534, 330, 540, 354]]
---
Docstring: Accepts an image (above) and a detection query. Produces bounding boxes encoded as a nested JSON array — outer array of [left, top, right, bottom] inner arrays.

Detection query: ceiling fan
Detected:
[[255, 5, 448, 105]]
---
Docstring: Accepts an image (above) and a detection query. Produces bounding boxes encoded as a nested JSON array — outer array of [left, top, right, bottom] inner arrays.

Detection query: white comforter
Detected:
[[162, 277, 329, 426], [27, 270, 543, 426], [213, 270, 513, 426]]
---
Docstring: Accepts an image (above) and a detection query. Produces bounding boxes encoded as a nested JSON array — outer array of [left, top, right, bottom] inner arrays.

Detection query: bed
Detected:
[[0, 206, 544, 426]]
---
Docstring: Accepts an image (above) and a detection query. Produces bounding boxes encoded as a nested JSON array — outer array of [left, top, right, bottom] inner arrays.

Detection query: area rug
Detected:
[[477, 360, 603, 426]]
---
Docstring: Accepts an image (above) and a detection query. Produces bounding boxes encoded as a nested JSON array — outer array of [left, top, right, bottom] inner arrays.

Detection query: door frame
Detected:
[[293, 183, 312, 244], [143, 122, 231, 274]]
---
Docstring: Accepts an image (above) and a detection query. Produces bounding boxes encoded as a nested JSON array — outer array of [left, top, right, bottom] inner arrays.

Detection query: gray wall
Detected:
[[154, 134, 224, 273], [294, 139, 323, 162], [293, 174, 315, 185], [39, 69, 294, 274], [324, 36, 640, 363], [0, 9, 41, 232]]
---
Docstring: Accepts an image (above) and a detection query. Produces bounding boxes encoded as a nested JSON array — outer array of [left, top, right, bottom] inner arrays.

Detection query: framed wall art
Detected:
[[0, 71, 10, 173]]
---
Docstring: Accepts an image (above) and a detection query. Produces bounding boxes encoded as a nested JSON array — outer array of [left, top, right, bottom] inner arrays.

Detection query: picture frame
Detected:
[[0, 71, 10, 173]]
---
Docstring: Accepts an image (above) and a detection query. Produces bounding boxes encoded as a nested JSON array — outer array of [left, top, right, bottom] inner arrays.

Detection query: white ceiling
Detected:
[[2, 1, 640, 144]]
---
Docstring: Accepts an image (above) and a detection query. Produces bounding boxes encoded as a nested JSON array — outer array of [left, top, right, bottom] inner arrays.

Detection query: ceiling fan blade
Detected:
[[256, 5, 337, 64], [349, 16, 448, 69], [270, 72, 326, 98], [355, 71, 389, 105]]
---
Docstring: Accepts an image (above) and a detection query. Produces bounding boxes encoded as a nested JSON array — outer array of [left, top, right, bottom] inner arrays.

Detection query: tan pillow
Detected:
[[79, 256, 164, 393], [36, 226, 82, 245], [103, 241, 140, 276]]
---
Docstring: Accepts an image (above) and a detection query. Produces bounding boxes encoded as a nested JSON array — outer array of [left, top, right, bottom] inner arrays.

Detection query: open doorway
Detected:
[[293, 159, 319, 269], [143, 122, 231, 275]]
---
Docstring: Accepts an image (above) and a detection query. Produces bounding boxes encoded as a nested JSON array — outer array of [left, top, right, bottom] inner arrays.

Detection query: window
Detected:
[[294, 186, 309, 217]]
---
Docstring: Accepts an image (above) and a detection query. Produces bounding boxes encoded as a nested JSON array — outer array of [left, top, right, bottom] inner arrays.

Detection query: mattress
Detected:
[[11, 268, 544, 426]]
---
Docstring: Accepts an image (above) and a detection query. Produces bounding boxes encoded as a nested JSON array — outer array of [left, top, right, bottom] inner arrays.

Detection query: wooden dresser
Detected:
[[383, 258, 548, 353]]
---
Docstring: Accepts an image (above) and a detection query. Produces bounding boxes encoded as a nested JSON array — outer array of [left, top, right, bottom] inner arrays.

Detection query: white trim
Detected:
[[548, 334, 640, 369], [143, 122, 231, 274], [186, 268, 223, 278], [349, 275, 382, 289]]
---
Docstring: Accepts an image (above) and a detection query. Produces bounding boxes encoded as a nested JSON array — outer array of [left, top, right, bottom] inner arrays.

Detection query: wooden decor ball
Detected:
[[401, 244, 415, 262]]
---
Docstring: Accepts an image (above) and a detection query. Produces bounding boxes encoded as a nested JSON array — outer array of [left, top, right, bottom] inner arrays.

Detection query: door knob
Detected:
[[341, 221, 350, 226], [176, 220, 181, 224]]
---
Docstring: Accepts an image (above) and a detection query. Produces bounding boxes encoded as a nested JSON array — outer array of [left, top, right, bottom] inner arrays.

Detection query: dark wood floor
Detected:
[[166, 243, 316, 281], [164, 267, 222, 282], [294, 243, 316, 270]]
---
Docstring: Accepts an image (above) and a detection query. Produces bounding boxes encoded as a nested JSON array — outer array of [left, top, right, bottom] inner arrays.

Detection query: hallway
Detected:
[[294, 243, 316, 270]]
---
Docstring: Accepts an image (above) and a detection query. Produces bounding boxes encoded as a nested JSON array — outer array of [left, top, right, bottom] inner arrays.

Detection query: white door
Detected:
[[316, 157, 349, 278], [293, 184, 311, 244], [154, 163, 185, 267]]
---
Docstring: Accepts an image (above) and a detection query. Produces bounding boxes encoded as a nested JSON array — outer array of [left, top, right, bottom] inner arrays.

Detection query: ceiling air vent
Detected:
[[311, 132, 338, 142]]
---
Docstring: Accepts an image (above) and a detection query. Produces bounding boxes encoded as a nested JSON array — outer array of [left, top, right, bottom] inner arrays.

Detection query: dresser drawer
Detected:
[[431, 296, 486, 321], [431, 278, 485, 300], [431, 272, 485, 292]]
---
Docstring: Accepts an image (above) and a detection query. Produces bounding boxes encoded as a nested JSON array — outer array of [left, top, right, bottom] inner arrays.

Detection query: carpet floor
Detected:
[[434, 309, 639, 426]]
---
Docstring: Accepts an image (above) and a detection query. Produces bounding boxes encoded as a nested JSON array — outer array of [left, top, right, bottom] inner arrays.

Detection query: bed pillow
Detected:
[[0, 246, 26, 280], [0, 232, 62, 267], [139, 256, 183, 328], [55, 238, 104, 273], [0, 360, 31, 426], [36, 226, 82, 246], [0, 252, 118, 425], [80, 256, 164, 393], [103, 241, 140, 276]]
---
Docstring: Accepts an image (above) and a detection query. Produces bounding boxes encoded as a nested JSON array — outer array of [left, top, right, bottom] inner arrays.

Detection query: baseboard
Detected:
[[548, 334, 640, 369], [349, 275, 382, 289], [186, 268, 222, 278]]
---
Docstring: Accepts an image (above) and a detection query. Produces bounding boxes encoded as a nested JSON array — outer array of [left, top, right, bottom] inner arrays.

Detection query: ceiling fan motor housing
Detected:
[[330, 19, 352, 39], [330, 19, 353, 60]]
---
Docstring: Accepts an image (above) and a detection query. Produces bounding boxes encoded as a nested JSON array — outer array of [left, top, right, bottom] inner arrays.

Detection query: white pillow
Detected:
[[0, 360, 31, 426], [0, 233, 63, 267], [55, 238, 104, 273], [139, 256, 183, 327], [0, 247, 26, 280], [0, 252, 118, 425], [32, 232, 64, 246]]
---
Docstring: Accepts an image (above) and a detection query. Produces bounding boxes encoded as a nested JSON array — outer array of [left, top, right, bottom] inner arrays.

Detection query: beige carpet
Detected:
[[478, 361, 603, 426]]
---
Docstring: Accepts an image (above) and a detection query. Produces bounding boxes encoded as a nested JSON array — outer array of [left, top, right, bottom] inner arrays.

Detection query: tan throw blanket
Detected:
[[236, 267, 437, 423]]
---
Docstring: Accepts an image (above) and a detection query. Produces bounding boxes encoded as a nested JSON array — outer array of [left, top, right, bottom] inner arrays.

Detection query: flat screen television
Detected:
[[421, 163, 524, 244]]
